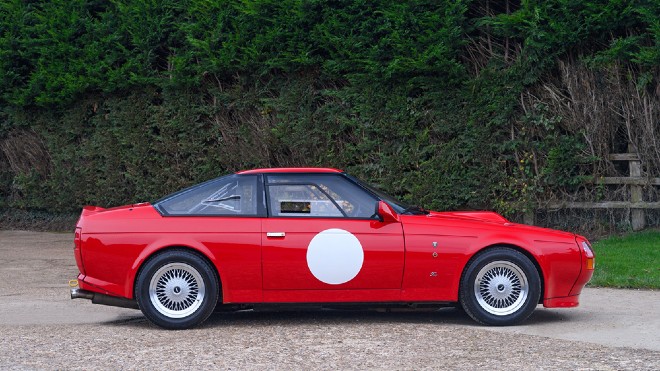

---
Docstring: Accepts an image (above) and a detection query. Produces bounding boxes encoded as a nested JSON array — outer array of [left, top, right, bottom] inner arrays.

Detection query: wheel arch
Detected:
[[128, 244, 224, 302], [461, 243, 545, 304]]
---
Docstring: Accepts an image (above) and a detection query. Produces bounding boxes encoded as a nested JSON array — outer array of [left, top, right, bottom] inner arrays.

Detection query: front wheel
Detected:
[[136, 250, 219, 329], [459, 248, 541, 326]]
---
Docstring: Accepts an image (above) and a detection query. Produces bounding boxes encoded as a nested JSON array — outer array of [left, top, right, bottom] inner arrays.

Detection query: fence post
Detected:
[[629, 155, 645, 231]]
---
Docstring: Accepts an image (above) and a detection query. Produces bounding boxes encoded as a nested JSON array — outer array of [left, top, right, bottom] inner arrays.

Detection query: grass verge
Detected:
[[588, 230, 660, 289]]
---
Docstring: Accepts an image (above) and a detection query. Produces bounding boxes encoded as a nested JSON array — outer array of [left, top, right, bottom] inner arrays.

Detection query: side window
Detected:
[[268, 184, 343, 217], [266, 174, 377, 218], [156, 175, 259, 216]]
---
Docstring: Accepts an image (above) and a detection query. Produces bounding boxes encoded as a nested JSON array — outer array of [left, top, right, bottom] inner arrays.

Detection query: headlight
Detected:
[[581, 241, 594, 258], [581, 241, 595, 269]]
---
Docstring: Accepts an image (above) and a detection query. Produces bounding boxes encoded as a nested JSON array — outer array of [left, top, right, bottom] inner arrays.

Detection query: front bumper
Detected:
[[543, 295, 580, 308]]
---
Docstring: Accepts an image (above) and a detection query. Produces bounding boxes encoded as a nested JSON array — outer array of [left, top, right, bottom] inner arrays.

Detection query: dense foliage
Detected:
[[0, 0, 658, 228]]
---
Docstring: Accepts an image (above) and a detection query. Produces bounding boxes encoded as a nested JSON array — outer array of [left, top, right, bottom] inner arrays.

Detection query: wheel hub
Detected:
[[165, 278, 188, 301]]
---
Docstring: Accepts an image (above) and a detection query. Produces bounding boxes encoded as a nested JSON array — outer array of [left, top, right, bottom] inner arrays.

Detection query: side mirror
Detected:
[[374, 201, 399, 223]]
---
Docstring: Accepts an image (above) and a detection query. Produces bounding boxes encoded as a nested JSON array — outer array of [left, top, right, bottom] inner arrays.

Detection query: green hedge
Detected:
[[0, 1, 658, 219]]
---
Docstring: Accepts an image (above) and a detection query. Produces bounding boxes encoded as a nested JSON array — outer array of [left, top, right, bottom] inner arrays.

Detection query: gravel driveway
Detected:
[[0, 230, 658, 370]]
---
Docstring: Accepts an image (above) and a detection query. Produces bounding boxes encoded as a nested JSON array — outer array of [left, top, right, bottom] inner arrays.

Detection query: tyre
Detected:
[[459, 247, 541, 326], [135, 249, 219, 329]]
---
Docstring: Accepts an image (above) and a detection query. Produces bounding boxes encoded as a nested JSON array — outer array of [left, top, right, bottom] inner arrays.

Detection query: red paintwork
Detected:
[[73, 227, 84, 275], [435, 211, 508, 223], [543, 296, 580, 308], [569, 236, 595, 297], [74, 169, 594, 309], [237, 167, 342, 174], [262, 218, 404, 294]]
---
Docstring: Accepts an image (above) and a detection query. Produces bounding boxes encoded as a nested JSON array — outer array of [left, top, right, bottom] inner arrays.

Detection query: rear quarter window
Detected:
[[155, 175, 260, 216]]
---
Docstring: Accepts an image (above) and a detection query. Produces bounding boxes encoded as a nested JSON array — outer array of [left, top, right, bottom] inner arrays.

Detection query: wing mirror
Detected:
[[374, 201, 399, 223]]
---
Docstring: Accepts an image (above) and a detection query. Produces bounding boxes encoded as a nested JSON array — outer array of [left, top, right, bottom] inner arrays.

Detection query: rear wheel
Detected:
[[136, 250, 219, 329], [459, 248, 540, 326]]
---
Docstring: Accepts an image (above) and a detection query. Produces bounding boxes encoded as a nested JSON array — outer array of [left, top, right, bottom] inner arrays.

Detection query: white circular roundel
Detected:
[[306, 228, 364, 285]]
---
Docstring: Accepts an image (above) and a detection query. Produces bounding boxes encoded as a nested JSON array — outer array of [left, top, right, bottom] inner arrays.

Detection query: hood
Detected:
[[423, 210, 577, 239], [427, 210, 509, 224]]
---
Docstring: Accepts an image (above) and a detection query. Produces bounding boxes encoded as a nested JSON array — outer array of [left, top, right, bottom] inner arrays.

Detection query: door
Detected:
[[261, 174, 405, 291]]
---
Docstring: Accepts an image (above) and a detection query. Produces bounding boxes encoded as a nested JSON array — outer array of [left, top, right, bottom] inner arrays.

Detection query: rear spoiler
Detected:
[[81, 205, 106, 216]]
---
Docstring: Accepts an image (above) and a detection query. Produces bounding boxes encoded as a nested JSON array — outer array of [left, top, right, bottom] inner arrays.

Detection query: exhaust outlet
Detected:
[[71, 288, 94, 300], [70, 288, 139, 310]]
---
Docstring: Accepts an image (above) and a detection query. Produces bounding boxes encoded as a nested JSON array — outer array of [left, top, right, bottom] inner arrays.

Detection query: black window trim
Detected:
[[151, 171, 395, 220], [342, 173, 409, 214], [265, 181, 348, 218], [263, 173, 380, 220]]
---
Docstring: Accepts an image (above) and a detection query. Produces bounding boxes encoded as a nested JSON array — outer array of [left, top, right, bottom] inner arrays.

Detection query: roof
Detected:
[[236, 167, 344, 175]]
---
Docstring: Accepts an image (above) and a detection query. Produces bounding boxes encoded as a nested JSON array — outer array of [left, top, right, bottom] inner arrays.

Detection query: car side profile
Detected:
[[71, 168, 595, 329]]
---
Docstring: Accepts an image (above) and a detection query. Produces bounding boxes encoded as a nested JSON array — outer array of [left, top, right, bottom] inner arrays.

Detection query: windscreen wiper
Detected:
[[204, 195, 240, 203], [401, 205, 429, 215]]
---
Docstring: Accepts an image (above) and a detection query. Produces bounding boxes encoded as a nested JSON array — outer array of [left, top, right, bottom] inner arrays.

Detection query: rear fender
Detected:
[[125, 238, 222, 300]]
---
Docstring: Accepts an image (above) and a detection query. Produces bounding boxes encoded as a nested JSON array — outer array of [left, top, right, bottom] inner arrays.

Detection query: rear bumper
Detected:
[[70, 276, 139, 310]]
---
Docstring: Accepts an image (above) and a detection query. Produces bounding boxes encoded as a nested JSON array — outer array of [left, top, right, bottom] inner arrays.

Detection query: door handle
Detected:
[[266, 232, 286, 237]]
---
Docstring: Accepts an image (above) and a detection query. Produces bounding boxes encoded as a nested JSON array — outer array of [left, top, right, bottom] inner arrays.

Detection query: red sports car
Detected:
[[71, 168, 594, 329]]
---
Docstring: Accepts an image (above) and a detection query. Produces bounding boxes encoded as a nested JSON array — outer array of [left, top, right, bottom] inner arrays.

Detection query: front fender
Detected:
[[466, 233, 578, 300]]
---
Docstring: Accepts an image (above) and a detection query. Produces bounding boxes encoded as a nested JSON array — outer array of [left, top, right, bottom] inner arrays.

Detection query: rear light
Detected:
[[74, 227, 85, 275], [74, 228, 81, 250], [581, 241, 595, 270]]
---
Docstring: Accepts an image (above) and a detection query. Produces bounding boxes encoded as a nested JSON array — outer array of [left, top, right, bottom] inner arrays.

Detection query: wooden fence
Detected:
[[537, 153, 660, 231]]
